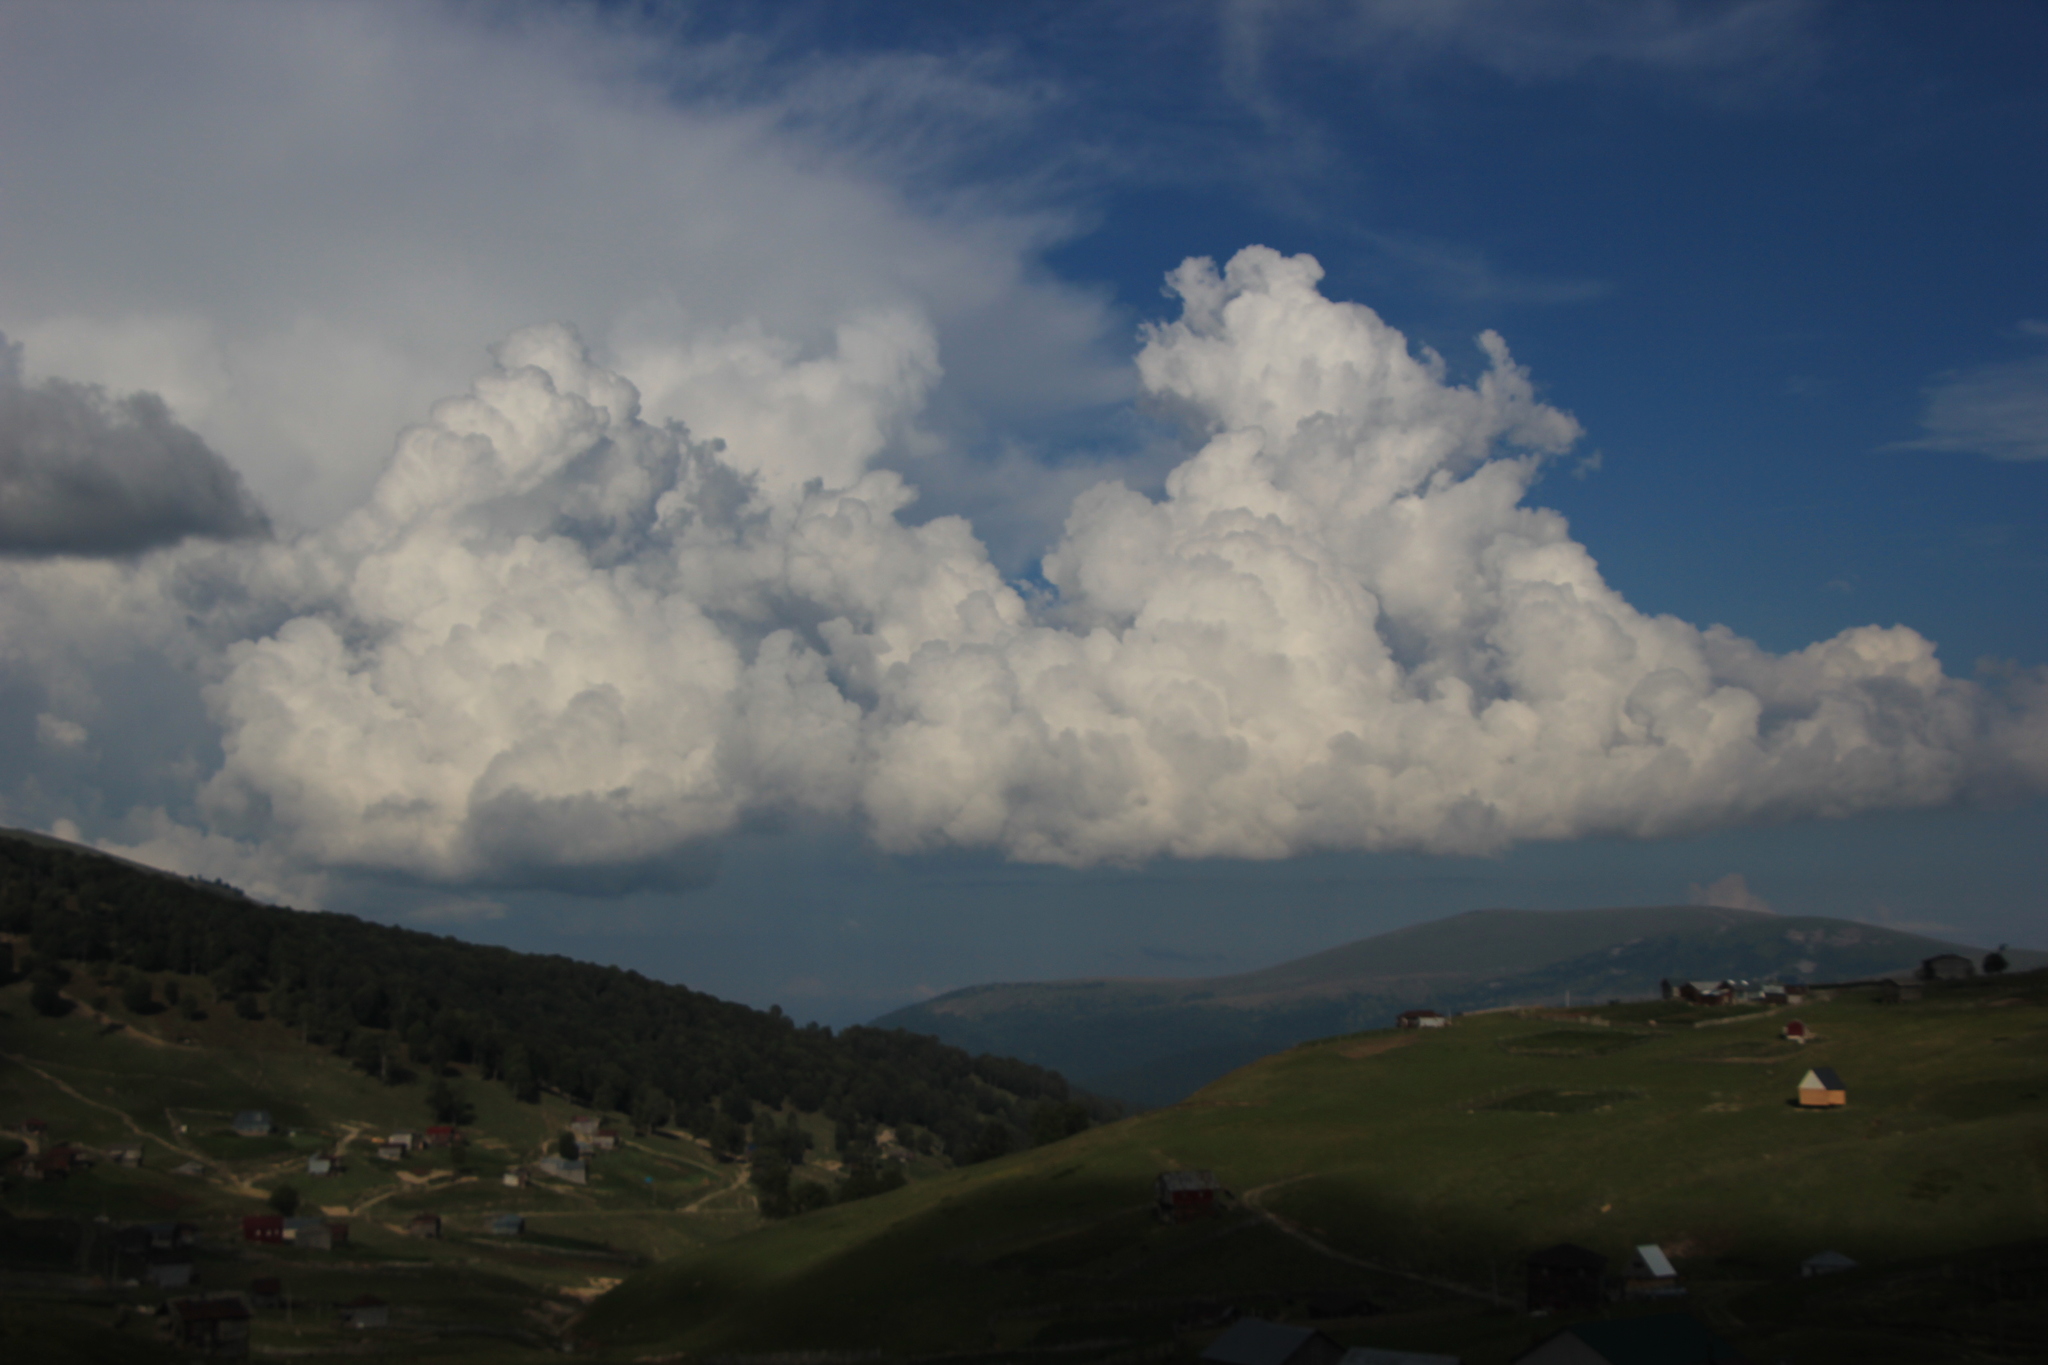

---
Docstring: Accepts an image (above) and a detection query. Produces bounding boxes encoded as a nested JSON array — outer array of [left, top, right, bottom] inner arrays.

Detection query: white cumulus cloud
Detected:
[[133, 246, 2048, 887]]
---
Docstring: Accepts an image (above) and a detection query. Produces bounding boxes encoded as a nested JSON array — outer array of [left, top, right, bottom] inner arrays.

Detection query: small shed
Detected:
[[109, 1144, 145, 1167], [240, 1215, 284, 1244], [1797, 1067, 1846, 1108], [1201, 1318, 1348, 1365], [489, 1213, 526, 1236], [339, 1294, 389, 1329], [1781, 1019, 1808, 1042], [173, 1160, 208, 1177], [1802, 1250, 1857, 1277], [375, 1143, 407, 1161], [424, 1124, 460, 1148], [231, 1111, 273, 1137], [1155, 1168, 1225, 1222], [147, 1261, 196, 1289], [386, 1130, 419, 1151], [305, 1154, 336, 1177], [408, 1212, 443, 1239], [1919, 954, 1976, 982], [589, 1128, 621, 1151], [1624, 1244, 1682, 1298], [1395, 1009, 1448, 1030], [165, 1295, 252, 1356], [1526, 1243, 1607, 1312], [502, 1168, 530, 1188], [1511, 1313, 1742, 1364]]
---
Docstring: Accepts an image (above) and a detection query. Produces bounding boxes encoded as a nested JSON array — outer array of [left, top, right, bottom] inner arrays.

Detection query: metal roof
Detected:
[[1799, 1067, 1845, 1090], [1632, 1244, 1677, 1278], [1201, 1319, 1328, 1365]]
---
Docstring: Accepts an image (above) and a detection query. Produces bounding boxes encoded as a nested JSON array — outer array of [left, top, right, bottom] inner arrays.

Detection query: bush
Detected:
[[268, 1184, 301, 1217]]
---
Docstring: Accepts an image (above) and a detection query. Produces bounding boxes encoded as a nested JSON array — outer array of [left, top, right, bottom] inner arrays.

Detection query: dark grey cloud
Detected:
[[0, 336, 268, 556]]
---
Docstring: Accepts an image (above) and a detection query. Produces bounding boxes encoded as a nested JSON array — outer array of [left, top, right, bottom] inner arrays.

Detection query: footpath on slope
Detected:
[[1240, 1173, 1516, 1309]]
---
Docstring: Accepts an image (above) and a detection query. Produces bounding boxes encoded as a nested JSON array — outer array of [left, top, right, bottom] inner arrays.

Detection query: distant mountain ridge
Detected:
[[874, 905, 2037, 1107]]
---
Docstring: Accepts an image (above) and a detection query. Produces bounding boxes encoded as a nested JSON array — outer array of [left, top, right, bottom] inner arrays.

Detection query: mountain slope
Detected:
[[0, 825, 1099, 1161], [875, 906, 2028, 1105], [589, 966, 2048, 1364]]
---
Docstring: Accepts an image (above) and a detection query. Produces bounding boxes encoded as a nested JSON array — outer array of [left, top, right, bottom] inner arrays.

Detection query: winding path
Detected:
[[1239, 1173, 1514, 1308]]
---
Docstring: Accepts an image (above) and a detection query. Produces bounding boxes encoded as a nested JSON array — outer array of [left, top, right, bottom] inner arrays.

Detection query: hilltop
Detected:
[[0, 826, 1105, 1361], [591, 966, 2048, 1364], [875, 905, 2036, 1105]]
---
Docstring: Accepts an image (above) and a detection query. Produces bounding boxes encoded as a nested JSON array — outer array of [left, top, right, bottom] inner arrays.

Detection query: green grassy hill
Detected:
[[591, 967, 2048, 1365], [874, 906, 2037, 1106]]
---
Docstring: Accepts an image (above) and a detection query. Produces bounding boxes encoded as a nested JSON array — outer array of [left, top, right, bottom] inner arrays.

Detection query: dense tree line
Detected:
[[0, 833, 1116, 1163]]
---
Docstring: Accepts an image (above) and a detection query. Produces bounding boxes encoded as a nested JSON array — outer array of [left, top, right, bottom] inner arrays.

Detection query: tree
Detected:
[[30, 972, 71, 1017], [556, 1132, 579, 1162], [1031, 1100, 1090, 1148], [121, 975, 157, 1014], [962, 1119, 1013, 1166], [234, 992, 263, 1020], [426, 1079, 475, 1125], [750, 1148, 793, 1216], [268, 1184, 301, 1217], [1985, 946, 2010, 975]]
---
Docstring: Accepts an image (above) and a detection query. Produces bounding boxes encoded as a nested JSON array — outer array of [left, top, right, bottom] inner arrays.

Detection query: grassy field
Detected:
[[586, 969, 2048, 1364]]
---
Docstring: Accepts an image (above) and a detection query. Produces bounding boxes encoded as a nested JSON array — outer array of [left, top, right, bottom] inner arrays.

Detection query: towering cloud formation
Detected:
[[185, 249, 2048, 884]]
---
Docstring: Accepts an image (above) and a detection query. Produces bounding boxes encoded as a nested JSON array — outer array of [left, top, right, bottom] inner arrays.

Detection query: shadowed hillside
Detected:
[[592, 966, 2048, 1364]]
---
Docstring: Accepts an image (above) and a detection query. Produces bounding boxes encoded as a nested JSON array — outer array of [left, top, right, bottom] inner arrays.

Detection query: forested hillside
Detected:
[[0, 828, 1107, 1162]]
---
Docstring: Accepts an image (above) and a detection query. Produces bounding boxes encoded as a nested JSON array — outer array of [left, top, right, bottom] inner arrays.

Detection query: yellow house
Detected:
[[1797, 1067, 1846, 1107]]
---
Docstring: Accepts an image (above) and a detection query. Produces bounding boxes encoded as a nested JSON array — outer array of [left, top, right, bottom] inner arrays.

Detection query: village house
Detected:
[[1802, 1250, 1857, 1277], [1339, 1350, 1461, 1365], [282, 1216, 346, 1250], [1200, 1318, 1348, 1365], [1920, 953, 1976, 981], [29, 1144, 80, 1180], [1395, 1009, 1449, 1030], [1511, 1313, 1742, 1365], [375, 1141, 407, 1161], [145, 1221, 200, 1251], [108, 1143, 144, 1167], [305, 1154, 340, 1177], [569, 1116, 602, 1141], [240, 1214, 285, 1244], [1526, 1243, 1608, 1312], [1623, 1244, 1683, 1299], [163, 1295, 252, 1357], [1155, 1169, 1225, 1222], [588, 1128, 621, 1152], [537, 1154, 588, 1184], [423, 1124, 461, 1148], [408, 1213, 443, 1239], [231, 1111, 273, 1137], [338, 1294, 389, 1329], [1797, 1067, 1847, 1108], [385, 1130, 420, 1151]]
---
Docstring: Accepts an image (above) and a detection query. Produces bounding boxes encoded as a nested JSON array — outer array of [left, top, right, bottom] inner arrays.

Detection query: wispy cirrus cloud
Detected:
[[1896, 328, 2048, 462]]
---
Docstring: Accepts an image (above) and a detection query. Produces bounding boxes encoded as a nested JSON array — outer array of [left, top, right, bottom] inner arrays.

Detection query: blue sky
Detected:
[[0, 1, 2043, 1024]]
